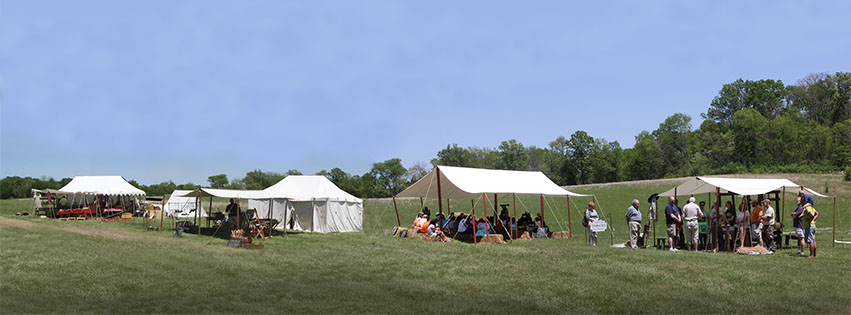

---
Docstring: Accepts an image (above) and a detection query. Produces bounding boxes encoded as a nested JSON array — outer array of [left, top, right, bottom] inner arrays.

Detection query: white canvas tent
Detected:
[[394, 165, 593, 241], [54, 176, 146, 211], [659, 177, 829, 197], [396, 165, 592, 199], [248, 176, 363, 233], [181, 176, 363, 233], [163, 190, 207, 218], [59, 176, 146, 196]]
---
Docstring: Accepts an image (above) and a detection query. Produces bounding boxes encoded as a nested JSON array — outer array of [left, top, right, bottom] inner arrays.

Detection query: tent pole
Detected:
[[447, 199, 451, 213], [715, 188, 721, 252], [392, 197, 401, 226], [493, 194, 498, 222], [780, 188, 785, 240], [197, 197, 202, 236], [483, 193, 488, 240], [513, 193, 517, 240], [436, 167, 443, 216], [209, 196, 213, 228], [267, 198, 273, 237], [834, 197, 837, 248], [420, 197, 424, 210], [282, 199, 288, 237], [567, 195, 572, 237], [159, 195, 165, 231], [540, 194, 544, 233]]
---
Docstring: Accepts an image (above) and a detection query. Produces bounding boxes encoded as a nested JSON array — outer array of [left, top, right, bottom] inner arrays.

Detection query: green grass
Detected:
[[1, 174, 849, 314]]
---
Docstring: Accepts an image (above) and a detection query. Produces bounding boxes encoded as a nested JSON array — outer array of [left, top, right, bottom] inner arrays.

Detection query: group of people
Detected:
[[408, 205, 552, 242], [410, 208, 450, 242], [655, 191, 819, 257]]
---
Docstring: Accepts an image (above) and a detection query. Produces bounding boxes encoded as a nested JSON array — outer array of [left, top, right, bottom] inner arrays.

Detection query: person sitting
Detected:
[[428, 223, 450, 242], [457, 215, 469, 234], [476, 218, 488, 237], [420, 218, 432, 234], [448, 213, 461, 233]]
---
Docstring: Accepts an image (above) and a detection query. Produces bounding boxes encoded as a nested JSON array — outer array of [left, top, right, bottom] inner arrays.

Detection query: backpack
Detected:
[[582, 213, 589, 227]]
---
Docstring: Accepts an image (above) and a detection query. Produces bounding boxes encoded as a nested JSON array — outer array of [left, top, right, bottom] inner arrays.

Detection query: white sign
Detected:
[[590, 220, 608, 232]]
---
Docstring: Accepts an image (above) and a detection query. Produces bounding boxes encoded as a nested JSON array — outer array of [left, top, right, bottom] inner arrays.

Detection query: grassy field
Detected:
[[1, 174, 849, 314]]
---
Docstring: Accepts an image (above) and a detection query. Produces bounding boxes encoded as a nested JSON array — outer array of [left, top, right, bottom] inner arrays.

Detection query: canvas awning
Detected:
[[659, 177, 830, 197], [58, 176, 146, 196], [178, 188, 265, 199], [395, 165, 592, 200]]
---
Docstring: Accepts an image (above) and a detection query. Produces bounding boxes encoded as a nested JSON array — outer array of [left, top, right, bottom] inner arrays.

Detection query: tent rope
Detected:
[[542, 195, 567, 233]]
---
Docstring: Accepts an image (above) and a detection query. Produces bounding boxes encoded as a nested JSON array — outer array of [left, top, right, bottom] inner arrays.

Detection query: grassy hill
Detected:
[[1, 174, 849, 313]]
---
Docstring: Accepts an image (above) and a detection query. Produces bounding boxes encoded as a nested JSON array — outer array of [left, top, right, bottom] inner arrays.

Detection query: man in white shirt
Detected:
[[761, 199, 776, 252], [681, 197, 703, 252]]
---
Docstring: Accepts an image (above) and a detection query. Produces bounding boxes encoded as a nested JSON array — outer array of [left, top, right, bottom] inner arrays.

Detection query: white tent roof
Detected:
[[179, 176, 361, 202], [261, 175, 361, 202], [179, 188, 265, 199], [395, 165, 591, 200], [659, 176, 830, 197], [59, 176, 146, 196]]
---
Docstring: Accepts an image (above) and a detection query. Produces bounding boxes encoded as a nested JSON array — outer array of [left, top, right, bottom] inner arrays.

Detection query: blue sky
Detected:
[[1, 1, 849, 185]]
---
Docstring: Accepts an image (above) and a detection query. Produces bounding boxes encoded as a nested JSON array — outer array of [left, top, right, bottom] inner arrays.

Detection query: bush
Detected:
[[845, 166, 851, 181]]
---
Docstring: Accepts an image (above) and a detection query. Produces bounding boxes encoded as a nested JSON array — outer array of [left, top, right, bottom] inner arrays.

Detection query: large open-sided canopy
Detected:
[[163, 190, 207, 218], [659, 176, 829, 197], [59, 176, 146, 196], [179, 188, 265, 199], [395, 165, 591, 200]]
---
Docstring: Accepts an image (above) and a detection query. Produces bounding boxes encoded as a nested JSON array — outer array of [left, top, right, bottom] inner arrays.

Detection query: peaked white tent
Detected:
[[248, 175, 363, 233], [55, 176, 146, 213], [59, 176, 146, 196], [163, 190, 207, 218]]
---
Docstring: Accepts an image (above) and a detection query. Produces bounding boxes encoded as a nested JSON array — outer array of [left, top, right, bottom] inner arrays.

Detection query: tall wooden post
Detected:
[[197, 196, 201, 236], [513, 193, 517, 239], [419, 197, 424, 210], [715, 188, 721, 252], [436, 167, 443, 216], [159, 195, 165, 231], [834, 197, 837, 248], [483, 193, 488, 239], [392, 197, 401, 226], [781, 188, 785, 237], [540, 194, 545, 230]]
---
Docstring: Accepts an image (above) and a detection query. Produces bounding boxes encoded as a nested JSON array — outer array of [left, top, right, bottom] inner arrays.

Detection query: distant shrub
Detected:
[[845, 166, 851, 181]]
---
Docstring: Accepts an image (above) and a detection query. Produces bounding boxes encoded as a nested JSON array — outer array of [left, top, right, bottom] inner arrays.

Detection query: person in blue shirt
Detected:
[[798, 191, 815, 206], [665, 196, 682, 251]]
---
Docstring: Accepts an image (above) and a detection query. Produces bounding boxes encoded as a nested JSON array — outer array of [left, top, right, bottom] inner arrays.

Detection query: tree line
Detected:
[[2, 72, 848, 199]]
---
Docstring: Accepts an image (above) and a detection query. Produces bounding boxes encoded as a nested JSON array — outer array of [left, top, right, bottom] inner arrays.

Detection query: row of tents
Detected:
[[33, 166, 839, 244]]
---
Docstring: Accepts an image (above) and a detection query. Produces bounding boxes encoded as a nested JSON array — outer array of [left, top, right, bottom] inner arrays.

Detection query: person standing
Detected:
[[760, 199, 776, 252], [750, 200, 764, 248], [625, 199, 642, 249], [736, 202, 748, 250], [682, 197, 703, 252], [791, 198, 806, 256], [698, 201, 708, 251], [584, 202, 600, 246], [803, 203, 819, 258], [665, 196, 682, 251]]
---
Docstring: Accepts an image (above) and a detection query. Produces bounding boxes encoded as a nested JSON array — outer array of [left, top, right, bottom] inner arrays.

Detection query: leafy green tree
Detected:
[[653, 113, 692, 176], [207, 174, 229, 188], [369, 158, 407, 197], [432, 144, 474, 167], [627, 131, 664, 180], [787, 72, 851, 127], [497, 139, 529, 170], [730, 108, 770, 166], [704, 79, 788, 124]]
